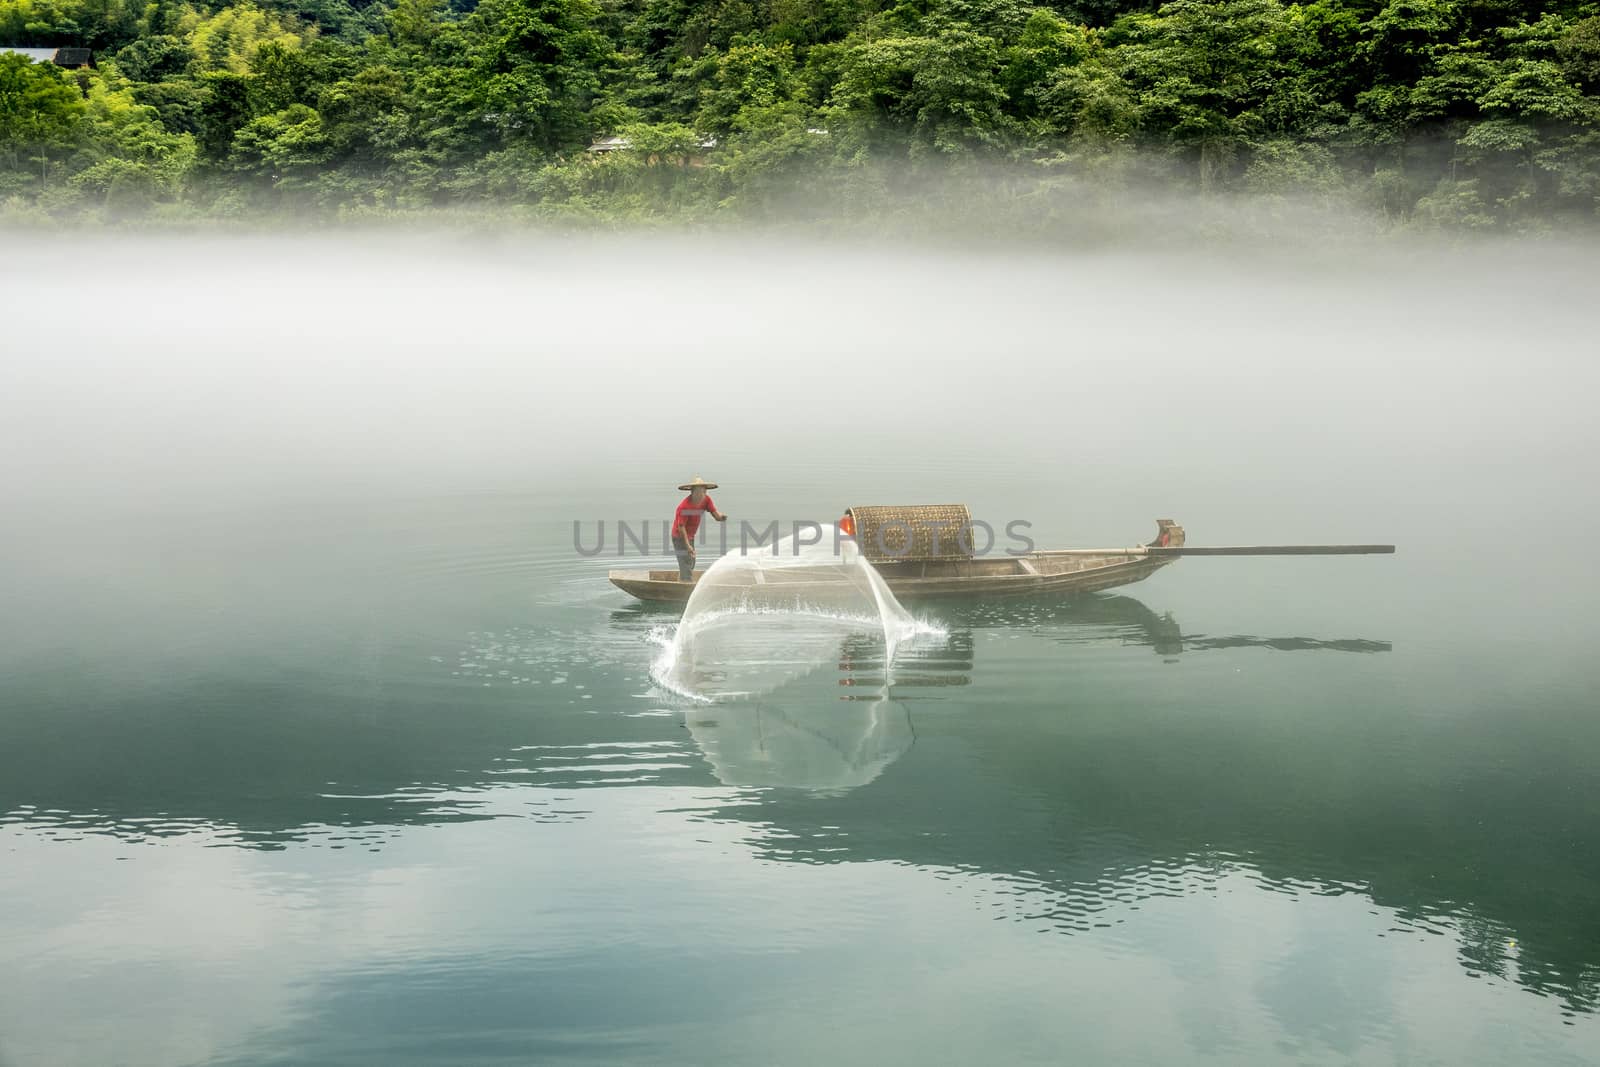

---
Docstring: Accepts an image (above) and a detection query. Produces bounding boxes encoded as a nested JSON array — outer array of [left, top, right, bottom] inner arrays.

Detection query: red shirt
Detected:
[[672, 494, 716, 541]]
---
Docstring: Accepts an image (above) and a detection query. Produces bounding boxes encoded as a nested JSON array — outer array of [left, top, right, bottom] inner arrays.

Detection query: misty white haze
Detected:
[[3, 234, 1594, 470], [1, 225, 1592, 678], [3, 230, 1596, 541]]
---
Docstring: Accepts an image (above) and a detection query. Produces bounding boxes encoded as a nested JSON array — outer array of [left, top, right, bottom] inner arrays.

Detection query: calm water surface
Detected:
[[2, 236, 1598, 1066]]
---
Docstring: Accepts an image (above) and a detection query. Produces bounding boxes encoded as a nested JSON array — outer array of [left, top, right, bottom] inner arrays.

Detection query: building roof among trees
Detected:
[[0, 45, 93, 66]]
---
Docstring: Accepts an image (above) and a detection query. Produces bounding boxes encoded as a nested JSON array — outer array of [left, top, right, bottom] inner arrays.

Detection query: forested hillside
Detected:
[[3, 0, 1598, 227]]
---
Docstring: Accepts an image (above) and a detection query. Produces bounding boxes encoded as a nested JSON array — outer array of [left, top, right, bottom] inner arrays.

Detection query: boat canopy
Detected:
[[844, 504, 974, 563]]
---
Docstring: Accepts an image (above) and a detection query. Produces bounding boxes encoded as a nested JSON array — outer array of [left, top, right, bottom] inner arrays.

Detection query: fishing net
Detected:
[[652, 525, 932, 701], [685, 697, 913, 790]]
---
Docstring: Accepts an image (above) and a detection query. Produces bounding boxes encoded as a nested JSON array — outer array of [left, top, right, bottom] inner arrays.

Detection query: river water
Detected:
[[1, 234, 1597, 1066]]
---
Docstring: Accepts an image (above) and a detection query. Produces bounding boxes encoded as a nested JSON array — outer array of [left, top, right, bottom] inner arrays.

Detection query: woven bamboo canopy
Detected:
[[845, 504, 974, 562]]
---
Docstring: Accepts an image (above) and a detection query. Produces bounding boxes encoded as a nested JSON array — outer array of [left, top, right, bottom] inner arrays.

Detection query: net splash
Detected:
[[650, 526, 941, 702]]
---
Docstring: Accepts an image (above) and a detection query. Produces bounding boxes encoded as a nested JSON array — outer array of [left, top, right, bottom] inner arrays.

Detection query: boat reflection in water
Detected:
[[936, 593, 1392, 662], [670, 591, 1393, 791]]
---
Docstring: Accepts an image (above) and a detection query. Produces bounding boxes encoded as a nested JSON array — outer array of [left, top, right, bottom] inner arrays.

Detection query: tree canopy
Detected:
[[1, 0, 1598, 227]]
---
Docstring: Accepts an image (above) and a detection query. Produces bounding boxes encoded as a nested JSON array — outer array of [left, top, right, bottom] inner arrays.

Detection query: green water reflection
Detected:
[[4, 563, 1595, 1049]]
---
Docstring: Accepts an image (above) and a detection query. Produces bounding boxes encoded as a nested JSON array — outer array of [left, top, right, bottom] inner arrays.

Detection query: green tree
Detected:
[[228, 101, 330, 182], [435, 0, 609, 154], [68, 75, 195, 210], [317, 64, 416, 168], [1362, 0, 1460, 84], [388, 0, 443, 48], [695, 39, 801, 137], [0, 52, 85, 184], [826, 21, 1015, 154], [1556, 16, 1600, 92], [114, 34, 194, 81], [1108, 0, 1294, 187], [187, 1, 308, 74], [1000, 9, 1090, 124], [250, 40, 317, 111], [195, 69, 253, 160]]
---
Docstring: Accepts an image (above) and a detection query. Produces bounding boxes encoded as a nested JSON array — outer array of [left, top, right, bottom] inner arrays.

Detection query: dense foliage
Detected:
[[3, 0, 1599, 227]]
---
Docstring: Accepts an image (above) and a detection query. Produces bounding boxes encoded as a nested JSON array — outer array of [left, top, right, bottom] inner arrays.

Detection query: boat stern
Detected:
[[608, 569, 700, 603]]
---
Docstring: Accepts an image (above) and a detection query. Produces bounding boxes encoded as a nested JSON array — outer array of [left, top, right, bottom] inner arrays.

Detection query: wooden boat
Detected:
[[608, 506, 1394, 605]]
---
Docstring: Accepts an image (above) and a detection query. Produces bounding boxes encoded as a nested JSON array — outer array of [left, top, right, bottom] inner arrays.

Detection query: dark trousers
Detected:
[[673, 536, 694, 581]]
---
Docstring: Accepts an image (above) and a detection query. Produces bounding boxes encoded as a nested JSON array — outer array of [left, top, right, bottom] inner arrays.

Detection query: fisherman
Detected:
[[671, 476, 727, 582]]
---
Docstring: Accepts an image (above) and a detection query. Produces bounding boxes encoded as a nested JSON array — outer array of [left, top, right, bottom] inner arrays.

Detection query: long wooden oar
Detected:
[[1034, 544, 1395, 557], [1148, 544, 1395, 556]]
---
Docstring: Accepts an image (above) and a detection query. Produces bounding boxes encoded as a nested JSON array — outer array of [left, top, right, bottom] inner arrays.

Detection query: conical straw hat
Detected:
[[677, 475, 719, 491]]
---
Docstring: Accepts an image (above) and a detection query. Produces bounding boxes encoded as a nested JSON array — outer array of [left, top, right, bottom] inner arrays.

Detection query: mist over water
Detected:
[[4, 229, 1595, 646], [2, 226, 1598, 1065], [4, 230, 1596, 504]]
